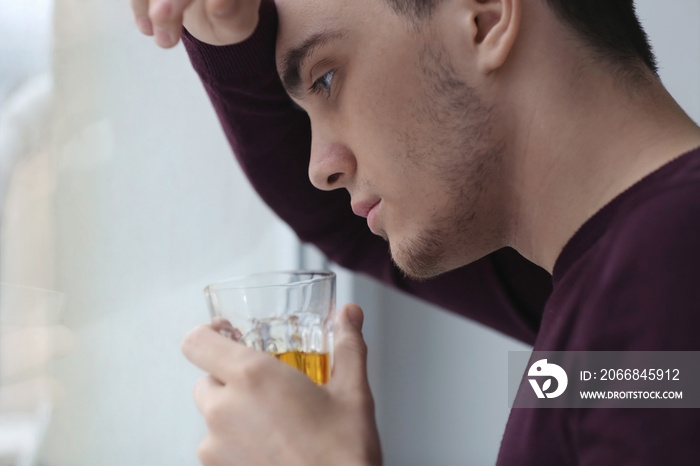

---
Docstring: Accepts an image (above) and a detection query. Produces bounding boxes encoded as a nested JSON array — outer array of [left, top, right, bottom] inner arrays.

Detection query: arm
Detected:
[[181, 0, 551, 345]]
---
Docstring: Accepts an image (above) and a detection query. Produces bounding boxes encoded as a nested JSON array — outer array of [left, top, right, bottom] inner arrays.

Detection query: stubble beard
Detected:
[[390, 41, 503, 281]]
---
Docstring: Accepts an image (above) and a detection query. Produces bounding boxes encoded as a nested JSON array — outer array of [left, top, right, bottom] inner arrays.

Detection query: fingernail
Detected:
[[212, 318, 242, 341], [154, 26, 175, 46], [345, 305, 364, 331]]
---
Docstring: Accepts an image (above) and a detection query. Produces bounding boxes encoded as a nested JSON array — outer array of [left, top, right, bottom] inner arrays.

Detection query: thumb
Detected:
[[328, 304, 370, 393], [200, 0, 260, 45]]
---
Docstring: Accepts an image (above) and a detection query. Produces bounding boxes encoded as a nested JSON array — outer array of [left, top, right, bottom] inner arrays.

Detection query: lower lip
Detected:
[[367, 202, 381, 234]]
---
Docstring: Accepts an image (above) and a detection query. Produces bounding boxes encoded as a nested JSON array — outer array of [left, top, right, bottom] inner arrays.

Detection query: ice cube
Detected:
[[242, 318, 267, 350], [242, 313, 327, 354]]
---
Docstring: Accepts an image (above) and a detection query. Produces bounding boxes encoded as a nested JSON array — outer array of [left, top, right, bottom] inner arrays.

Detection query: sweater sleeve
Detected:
[[180, 0, 551, 345]]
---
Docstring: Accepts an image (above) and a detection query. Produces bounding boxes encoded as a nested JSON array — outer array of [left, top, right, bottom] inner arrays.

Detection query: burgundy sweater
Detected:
[[181, 2, 700, 463]]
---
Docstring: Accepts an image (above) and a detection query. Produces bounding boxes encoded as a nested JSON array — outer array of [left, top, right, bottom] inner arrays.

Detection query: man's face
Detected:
[[275, 0, 507, 279]]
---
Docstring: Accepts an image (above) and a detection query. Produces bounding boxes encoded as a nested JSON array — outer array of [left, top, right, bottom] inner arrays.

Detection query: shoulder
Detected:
[[606, 180, 700, 267], [579, 181, 700, 350]]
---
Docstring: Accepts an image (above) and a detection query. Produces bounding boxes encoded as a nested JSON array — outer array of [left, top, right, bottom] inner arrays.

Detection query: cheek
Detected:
[[343, 50, 424, 144], [344, 86, 406, 144], [343, 92, 426, 184]]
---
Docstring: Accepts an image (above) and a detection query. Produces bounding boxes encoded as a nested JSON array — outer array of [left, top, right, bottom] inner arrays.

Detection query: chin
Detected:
[[389, 226, 491, 281], [389, 235, 451, 282]]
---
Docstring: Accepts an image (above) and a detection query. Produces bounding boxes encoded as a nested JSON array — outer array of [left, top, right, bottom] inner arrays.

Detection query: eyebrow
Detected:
[[280, 30, 346, 99]]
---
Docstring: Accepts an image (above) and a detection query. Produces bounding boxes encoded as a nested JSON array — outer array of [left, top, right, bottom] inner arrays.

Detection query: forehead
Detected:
[[274, 0, 386, 59]]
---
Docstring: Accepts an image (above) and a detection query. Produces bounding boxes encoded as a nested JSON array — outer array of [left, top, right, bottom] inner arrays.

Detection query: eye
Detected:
[[310, 70, 335, 97]]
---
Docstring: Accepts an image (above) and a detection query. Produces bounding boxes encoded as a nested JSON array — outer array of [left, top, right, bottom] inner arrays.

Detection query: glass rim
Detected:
[[203, 270, 335, 293]]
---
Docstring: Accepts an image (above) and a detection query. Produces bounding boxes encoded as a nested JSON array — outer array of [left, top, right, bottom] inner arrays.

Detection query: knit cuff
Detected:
[[181, 0, 279, 84]]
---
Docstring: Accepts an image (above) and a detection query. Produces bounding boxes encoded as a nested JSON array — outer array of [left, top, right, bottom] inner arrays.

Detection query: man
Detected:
[[132, 0, 700, 464]]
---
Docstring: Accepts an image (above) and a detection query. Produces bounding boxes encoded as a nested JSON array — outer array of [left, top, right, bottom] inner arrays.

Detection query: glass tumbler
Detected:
[[204, 271, 336, 385]]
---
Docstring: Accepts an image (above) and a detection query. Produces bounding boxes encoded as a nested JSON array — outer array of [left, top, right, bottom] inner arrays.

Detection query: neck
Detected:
[[501, 55, 700, 273]]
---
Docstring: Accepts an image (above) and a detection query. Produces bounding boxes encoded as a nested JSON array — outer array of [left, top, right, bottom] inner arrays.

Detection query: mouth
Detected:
[[351, 198, 382, 235], [366, 201, 381, 235]]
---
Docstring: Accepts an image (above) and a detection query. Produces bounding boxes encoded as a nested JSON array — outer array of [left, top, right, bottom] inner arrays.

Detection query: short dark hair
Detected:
[[544, 0, 657, 76], [384, 0, 440, 19], [385, 0, 658, 75]]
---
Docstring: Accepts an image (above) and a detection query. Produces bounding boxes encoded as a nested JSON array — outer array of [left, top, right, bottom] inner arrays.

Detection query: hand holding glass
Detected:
[[204, 271, 336, 385]]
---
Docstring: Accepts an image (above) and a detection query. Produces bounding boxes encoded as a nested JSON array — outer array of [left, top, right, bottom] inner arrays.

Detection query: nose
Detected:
[[308, 136, 357, 191]]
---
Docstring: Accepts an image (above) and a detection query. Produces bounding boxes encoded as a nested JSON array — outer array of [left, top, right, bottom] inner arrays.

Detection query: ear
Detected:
[[468, 0, 521, 74]]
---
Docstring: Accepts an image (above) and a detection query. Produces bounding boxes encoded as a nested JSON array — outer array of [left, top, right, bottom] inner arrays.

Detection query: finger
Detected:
[[182, 324, 259, 380], [203, 0, 258, 26], [193, 374, 225, 414], [204, 0, 240, 18], [198, 0, 260, 45], [131, 0, 153, 35], [211, 317, 242, 342], [198, 435, 231, 466], [327, 304, 370, 395], [149, 0, 191, 48]]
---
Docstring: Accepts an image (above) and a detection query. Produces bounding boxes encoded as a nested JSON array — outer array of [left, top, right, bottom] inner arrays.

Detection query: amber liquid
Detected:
[[274, 351, 330, 385]]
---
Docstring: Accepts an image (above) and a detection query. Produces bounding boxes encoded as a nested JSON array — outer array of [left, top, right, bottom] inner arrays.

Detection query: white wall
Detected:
[[637, 0, 700, 123], [369, 3, 700, 465]]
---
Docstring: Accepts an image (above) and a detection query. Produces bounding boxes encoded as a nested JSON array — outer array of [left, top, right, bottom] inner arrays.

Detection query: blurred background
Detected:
[[0, 0, 698, 465]]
